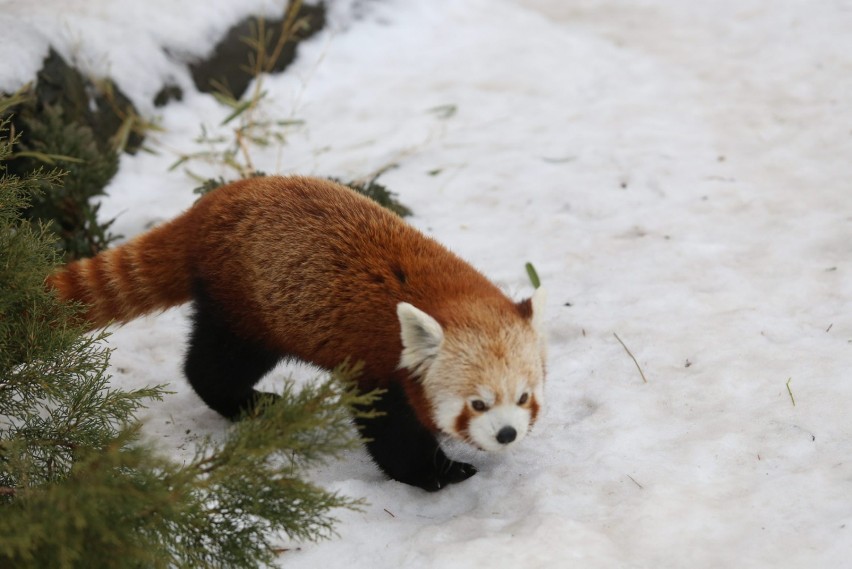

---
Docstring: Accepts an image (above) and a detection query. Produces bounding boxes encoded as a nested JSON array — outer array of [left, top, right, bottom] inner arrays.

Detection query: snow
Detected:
[[3, 0, 851, 566], [0, 0, 285, 115]]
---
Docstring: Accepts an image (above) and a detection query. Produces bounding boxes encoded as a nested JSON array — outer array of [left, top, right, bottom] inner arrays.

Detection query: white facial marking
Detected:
[[470, 388, 496, 410], [467, 403, 532, 451], [432, 393, 464, 437]]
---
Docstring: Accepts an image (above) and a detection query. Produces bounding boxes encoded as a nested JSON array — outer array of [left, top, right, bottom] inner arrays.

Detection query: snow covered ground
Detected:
[[3, 0, 851, 567]]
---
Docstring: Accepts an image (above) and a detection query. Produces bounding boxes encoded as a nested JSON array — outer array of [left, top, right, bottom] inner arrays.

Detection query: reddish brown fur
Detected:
[[515, 297, 533, 320], [529, 394, 541, 425], [47, 176, 532, 430], [454, 406, 473, 439], [47, 211, 196, 327]]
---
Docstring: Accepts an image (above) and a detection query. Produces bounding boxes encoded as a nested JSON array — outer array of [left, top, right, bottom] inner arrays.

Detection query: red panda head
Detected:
[[397, 288, 547, 452]]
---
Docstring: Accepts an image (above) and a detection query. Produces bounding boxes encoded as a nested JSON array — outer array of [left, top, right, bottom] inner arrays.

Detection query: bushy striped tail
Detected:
[[47, 213, 195, 330]]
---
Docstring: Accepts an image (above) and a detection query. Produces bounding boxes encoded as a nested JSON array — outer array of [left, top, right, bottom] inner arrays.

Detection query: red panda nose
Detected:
[[496, 426, 517, 445]]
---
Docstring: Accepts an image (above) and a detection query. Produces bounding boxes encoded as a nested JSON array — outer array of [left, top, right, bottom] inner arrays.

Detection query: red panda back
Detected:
[[187, 176, 515, 380], [48, 176, 520, 379]]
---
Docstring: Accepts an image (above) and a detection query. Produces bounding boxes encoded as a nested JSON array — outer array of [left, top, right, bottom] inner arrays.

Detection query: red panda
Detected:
[[47, 176, 547, 491]]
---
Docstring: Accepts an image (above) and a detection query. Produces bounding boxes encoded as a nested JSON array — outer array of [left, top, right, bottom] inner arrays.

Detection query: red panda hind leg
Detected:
[[183, 282, 283, 420], [354, 382, 476, 491]]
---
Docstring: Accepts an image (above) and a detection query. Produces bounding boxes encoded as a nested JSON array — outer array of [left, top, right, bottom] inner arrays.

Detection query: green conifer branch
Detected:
[[1, 115, 375, 567]]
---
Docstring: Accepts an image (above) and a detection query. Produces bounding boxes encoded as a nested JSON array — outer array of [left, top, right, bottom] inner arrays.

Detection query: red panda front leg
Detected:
[[355, 382, 476, 491]]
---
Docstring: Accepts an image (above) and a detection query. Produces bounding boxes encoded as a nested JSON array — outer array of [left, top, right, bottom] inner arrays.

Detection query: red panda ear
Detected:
[[397, 302, 444, 377], [517, 287, 547, 335], [531, 287, 546, 334]]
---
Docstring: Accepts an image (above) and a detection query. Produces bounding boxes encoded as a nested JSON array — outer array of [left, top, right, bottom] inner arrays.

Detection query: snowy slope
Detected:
[[3, 0, 851, 567]]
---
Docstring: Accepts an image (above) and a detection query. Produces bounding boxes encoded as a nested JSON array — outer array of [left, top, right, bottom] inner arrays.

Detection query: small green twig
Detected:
[[427, 104, 457, 119], [613, 332, 648, 383], [786, 377, 796, 406], [525, 262, 541, 289]]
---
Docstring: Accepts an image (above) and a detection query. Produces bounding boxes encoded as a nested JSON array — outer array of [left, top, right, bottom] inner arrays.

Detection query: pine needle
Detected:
[[613, 332, 648, 383], [786, 377, 796, 406]]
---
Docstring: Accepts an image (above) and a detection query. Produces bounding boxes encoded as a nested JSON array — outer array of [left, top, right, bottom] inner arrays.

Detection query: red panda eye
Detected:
[[518, 393, 529, 405], [471, 400, 488, 412]]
